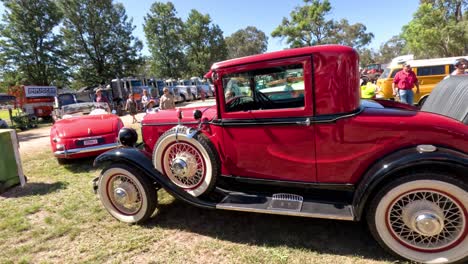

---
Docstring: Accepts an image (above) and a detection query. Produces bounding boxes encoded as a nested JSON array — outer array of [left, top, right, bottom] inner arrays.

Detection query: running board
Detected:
[[216, 193, 355, 221]]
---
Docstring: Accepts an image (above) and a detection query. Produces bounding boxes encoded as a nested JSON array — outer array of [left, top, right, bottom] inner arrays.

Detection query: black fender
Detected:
[[93, 147, 216, 210], [352, 146, 467, 220]]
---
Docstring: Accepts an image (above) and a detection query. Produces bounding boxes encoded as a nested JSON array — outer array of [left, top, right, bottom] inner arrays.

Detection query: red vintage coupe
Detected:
[[93, 45, 468, 264], [50, 102, 123, 164]]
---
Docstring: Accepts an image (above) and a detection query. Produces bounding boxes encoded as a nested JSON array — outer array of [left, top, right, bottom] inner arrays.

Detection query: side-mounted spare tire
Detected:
[[153, 127, 220, 197], [421, 76, 468, 124]]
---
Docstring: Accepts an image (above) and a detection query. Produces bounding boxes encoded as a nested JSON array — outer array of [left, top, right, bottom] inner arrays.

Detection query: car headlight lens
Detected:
[[56, 144, 65, 150]]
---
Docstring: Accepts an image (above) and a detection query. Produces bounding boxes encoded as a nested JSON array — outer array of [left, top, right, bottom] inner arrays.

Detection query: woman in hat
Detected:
[[145, 99, 157, 113]]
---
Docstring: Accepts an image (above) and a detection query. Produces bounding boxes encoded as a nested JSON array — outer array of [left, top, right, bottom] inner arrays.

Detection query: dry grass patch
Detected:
[[0, 145, 402, 263]]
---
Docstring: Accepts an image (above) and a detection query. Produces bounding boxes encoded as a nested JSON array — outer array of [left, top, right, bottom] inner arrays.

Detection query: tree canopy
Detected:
[[226, 26, 268, 59], [271, 0, 373, 50], [0, 0, 67, 87], [402, 1, 467, 58], [144, 1, 186, 79], [59, 0, 142, 87], [183, 9, 227, 77]]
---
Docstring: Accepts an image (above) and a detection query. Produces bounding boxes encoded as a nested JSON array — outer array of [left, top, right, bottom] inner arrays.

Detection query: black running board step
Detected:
[[216, 193, 355, 221]]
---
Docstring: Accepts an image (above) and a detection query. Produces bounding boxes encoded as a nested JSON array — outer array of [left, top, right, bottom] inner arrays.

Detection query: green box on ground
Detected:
[[0, 129, 25, 193]]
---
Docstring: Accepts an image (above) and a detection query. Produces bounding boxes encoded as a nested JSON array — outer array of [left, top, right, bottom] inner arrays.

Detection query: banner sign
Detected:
[[24, 86, 57, 98]]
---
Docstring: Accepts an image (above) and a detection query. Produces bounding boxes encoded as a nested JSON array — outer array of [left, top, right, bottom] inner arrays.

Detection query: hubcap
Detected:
[[164, 142, 205, 189], [109, 175, 142, 215], [414, 213, 443, 236], [388, 190, 465, 251]]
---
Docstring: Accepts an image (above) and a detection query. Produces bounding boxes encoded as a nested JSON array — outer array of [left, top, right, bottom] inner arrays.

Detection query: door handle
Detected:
[[296, 118, 311, 126]]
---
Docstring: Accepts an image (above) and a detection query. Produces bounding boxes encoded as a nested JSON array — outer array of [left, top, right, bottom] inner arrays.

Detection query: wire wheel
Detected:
[[153, 128, 220, 197], [98, 165, 157, 224], [368, 174, 468, 263], [387, 189, 465, 252], [107, 174, 143, 215], [163, 142, 206, 189]]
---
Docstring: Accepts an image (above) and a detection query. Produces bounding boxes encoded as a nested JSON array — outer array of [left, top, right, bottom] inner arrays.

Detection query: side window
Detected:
[[391, 69, 401, 78], [223, 64, 305, 112], [417, 65, 445, 76]]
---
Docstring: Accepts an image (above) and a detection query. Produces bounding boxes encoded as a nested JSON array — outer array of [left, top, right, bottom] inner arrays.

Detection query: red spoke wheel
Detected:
[[153, 127, 219, 197]]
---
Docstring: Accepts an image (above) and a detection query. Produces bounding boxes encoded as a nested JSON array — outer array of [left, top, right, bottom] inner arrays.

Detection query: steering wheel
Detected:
[[226, 96, 252, 112], [254, 91, 274, 109]]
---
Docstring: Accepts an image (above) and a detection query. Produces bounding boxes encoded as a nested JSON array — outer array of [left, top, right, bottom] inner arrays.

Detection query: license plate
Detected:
[[83, 139, 98, 146]]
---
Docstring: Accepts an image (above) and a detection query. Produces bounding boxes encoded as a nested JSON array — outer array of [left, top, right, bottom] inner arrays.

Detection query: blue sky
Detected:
[[0, 0, 420, 55]]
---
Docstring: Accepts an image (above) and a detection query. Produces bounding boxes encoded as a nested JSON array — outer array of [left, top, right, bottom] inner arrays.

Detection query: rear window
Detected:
[[416, 65, 446, 76]]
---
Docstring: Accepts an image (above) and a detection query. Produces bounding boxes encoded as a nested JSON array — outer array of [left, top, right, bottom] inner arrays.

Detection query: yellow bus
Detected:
[[376, 55, 467, 105]]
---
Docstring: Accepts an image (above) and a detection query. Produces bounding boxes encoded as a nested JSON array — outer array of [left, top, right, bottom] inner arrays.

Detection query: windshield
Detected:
[[58, 94, 76, 106], [62, 102, 110, 116], [379, 68, 392, 79], [130, 80, 142, 87]]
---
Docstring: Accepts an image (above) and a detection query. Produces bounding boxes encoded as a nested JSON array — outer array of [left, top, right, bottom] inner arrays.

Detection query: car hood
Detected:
[[142, 105, 217, 125], [53, 114, 119, 138]]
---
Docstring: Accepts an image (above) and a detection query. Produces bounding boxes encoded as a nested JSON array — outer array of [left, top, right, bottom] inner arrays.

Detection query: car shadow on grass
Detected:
[[143, 200, 398, 263], [1, 181, 68, 198], [60, 157, 97, 173]]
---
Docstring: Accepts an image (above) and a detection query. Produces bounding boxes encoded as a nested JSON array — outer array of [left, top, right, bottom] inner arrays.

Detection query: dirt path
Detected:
[[17, 99, 216, 156]]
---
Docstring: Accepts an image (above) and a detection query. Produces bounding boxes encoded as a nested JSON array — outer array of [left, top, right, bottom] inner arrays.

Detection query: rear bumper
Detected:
[[54, 143, 119, 158]]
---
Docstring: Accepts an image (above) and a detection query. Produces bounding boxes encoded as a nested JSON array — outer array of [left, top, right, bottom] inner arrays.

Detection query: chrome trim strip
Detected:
[[54, 143, 119, 156], [211, 107, 363, 127], [216, 204, 354, 221], [141, 121, 200, 127]]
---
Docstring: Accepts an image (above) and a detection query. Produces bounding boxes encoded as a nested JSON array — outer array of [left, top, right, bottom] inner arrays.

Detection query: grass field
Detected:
[[0, 143, 402, 263]]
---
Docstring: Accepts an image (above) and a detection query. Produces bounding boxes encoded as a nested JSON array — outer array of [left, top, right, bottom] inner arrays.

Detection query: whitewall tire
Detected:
[[98, 164, 157, 224], [367, 173, 468, 263]]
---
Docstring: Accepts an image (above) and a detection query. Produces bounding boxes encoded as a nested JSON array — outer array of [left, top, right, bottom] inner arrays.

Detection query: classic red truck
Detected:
[[93, 45, 468, 264]]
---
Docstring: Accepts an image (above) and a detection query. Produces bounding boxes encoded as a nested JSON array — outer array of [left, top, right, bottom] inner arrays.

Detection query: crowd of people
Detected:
[[93, 85, 177, 123]]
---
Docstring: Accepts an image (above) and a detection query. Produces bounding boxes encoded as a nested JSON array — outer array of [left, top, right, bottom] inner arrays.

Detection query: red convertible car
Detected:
[[93, 45, 468, 264], [50, 102, 123, 164]]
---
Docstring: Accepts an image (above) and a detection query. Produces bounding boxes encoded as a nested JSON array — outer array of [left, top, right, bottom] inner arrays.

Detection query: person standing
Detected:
[[159, 87, 175, 110], [125, 93, 138, 123], [141, 89, 150, 111], [451, 58, 468, 76], [95, 88, 109, 103], [392, 63, 420, 105]]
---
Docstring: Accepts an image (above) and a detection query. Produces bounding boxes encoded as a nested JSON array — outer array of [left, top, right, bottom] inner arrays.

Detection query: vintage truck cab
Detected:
[[94, 45, 468, 264]]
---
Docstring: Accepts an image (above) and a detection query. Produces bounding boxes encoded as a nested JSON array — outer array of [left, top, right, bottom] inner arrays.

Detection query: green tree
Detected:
[[59, 0, 142, 86], [271, 0, 374, 50], [420, 0, 466, 21], [330, 19, 374, 51], [359, 48, 378, 67], [402, 2, 467, 58], [271, 0, 334, 47], [225, 26, 268, 59], [377, 35, 407, 63], [0, 0, 67, 86], [183, 9, 227, 77], [144, 1, 186, 79]]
